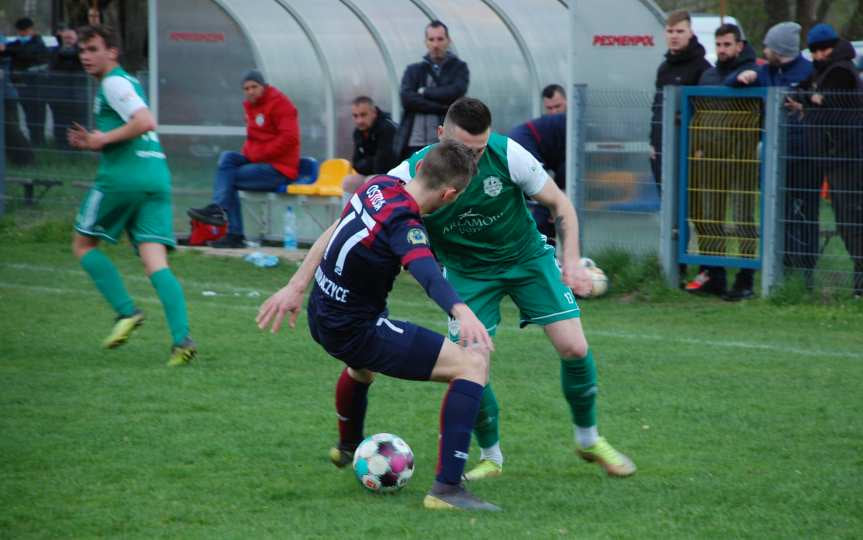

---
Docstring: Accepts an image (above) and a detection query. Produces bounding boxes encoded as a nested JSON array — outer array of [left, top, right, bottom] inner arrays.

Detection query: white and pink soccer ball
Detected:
[[352, 433, 414, 493]]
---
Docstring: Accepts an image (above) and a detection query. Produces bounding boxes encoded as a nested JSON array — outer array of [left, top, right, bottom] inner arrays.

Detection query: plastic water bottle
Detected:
[[243, 252, 279, 268], [283, 206, 298, 251]]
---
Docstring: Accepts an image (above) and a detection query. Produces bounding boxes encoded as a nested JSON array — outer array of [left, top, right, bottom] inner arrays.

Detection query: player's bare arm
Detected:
[[68, 107, 156, 151], [531, 179, 592, 295], [257, 221, 337, 332]]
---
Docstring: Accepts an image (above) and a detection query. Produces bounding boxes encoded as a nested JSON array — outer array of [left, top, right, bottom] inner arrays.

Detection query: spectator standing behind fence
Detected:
[[541, 84, 567, 115], [188, 70, 300, 249], [686, 23, 758, 299], [49, 26, 85, 150], [394, 20, 469, 160], [649, 10, 710, 197], [792, 24, 863, 298], [508, 112, 566, 243], [1, 52, 35, 165], [341, 96, 398, 205], [2, 18, 50, 147], [730, 23, 815, 287]]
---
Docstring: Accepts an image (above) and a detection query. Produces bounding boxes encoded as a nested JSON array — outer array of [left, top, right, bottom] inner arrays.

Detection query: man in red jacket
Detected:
[[188, 70, 300, 248]]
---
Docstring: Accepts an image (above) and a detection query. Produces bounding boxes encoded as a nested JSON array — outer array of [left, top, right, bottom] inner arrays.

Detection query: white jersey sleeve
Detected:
[[506, 138, 549, 196], [102, 76, 147, 122], [388, 160, 414, 183]]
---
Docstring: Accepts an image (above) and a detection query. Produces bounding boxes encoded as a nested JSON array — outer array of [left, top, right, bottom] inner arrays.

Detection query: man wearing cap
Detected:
[[730, 22, 815, 287], [1, 17, 49, 147], [794, 24, 863, 297], [188, 70, 300, 248]]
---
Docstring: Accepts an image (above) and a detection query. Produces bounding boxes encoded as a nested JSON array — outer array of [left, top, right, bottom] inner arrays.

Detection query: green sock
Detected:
[[80, 249, 136, 317], [473, 383, 500, 448], [560, 349, 598, 428], [149, 268, 190, 346]]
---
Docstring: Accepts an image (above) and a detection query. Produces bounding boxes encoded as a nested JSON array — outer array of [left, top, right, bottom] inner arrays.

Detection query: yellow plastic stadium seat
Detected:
[[314, 158, 354, 197], [286, 158, 354, 197]]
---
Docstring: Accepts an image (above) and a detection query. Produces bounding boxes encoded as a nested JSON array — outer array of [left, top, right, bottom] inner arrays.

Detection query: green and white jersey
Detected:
[[389, 132, 549, 274], [93, 66, 171, 192]]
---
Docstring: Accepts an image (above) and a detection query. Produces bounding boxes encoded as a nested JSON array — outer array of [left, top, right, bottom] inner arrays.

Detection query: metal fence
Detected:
[[3, 71, 862, 299], [777, 88, 863, 297]]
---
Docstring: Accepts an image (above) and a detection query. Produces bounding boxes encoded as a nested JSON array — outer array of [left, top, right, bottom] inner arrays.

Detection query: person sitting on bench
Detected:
[[188, 70, 300, 248]]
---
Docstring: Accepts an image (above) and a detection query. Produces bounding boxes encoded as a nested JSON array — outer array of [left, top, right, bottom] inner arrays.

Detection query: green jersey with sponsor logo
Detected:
[[390, 132, 549, 274], [93, 66, 171, 192]]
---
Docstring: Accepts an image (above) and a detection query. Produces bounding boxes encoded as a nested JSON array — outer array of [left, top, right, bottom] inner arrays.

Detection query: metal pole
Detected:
[[148, 0, 158, 123], [659, 85, 680, 288], [570, 84, 587, 252], [761, 87, 785, 296]]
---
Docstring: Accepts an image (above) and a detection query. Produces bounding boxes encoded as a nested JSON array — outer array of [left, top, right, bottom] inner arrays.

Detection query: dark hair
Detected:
[[419, 139, 477, 191], [15, 17, 35, 31], [715, 23, 742, 42], [351, 96, 375, 107], [666, 10, 691, 28], [542, 84, 565, 99], [444, 97, 492, 135], [426, 20, 450, 39], [78, 25, 121, 51]]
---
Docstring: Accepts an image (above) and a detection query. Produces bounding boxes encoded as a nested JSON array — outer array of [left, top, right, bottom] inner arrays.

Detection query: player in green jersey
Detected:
[[68, 25, 195, 366], [389, 97, 635, 480]]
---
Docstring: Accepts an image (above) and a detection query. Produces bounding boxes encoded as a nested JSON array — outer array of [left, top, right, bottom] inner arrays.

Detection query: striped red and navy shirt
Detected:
[[309, 175, 461, 328]]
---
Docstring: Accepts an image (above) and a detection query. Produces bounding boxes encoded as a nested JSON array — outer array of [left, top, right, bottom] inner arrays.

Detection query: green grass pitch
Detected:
[[1, 235, 861, 538]]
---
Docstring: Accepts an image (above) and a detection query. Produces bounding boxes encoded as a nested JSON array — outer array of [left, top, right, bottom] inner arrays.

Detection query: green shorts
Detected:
[[444, 246, 580, 339], [74, 187, 176, 247]]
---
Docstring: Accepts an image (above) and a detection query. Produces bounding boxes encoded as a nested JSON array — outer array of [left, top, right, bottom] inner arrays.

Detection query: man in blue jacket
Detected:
[[395, 20, 469, 160], [729, 22, 814, 291]]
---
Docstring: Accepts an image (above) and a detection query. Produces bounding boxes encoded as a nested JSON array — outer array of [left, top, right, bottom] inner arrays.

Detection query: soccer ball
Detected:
[[353, 433, 414, 493], [579, 257, 609, 297]]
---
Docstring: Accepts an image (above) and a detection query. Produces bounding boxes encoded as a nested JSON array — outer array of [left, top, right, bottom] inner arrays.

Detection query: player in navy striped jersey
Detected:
[[258, 140, 499, 511]]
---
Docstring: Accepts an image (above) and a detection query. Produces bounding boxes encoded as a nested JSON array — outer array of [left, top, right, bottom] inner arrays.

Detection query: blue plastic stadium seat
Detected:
[[275, 156, 319, 193]]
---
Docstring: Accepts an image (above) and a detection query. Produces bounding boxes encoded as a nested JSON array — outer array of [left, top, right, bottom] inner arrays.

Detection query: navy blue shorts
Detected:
[[308, 310, 444, 381]]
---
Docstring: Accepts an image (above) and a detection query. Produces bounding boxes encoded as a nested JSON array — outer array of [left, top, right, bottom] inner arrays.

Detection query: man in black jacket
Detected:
[[649, 10, 710, 286], [49, 26, 86, 150], [799, 24, 863, 297], [2, 18, 49, 147], [687, 24, 759, 299], [341, 96, 399, 205], [395, 20, 469, 160], [649, 10, 711, 195]]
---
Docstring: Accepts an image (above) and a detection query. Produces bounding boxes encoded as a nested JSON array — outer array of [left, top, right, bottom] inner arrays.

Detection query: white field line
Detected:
[[0, 262, 437, 310], [1, 281, 860, 360]]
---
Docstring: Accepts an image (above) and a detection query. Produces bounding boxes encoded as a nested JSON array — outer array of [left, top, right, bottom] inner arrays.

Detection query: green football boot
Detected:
[[463, 459, 503, 481], [168, 338, 197, 367], [102, 310, 144, 349], [577, 437, 636, 477]]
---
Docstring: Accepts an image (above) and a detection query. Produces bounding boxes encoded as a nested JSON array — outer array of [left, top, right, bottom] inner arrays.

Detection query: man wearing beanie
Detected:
[[188, 69, 300, 248], [730, 22, 814, 292], [793, 24, 863, 297]]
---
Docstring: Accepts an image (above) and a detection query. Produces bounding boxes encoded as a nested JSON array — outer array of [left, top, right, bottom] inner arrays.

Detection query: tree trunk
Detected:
[[764, 0, 792, 35], [844, 0, 863, 39], [815, 0, 835, 23], [796, 0, 817, 40]]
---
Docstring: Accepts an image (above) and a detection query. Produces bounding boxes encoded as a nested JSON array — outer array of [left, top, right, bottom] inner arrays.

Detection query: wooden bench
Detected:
[[6, 176, 63, 206]]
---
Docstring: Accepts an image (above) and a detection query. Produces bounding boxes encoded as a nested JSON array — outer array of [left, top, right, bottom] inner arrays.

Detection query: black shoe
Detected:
[[207, 234, 245, 249], [722, 287, 754, 301], [188, 204, 227, 226]]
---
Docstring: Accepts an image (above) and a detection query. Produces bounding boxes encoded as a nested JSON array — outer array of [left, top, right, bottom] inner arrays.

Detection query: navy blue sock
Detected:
[[436, 379, 484, 485]]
